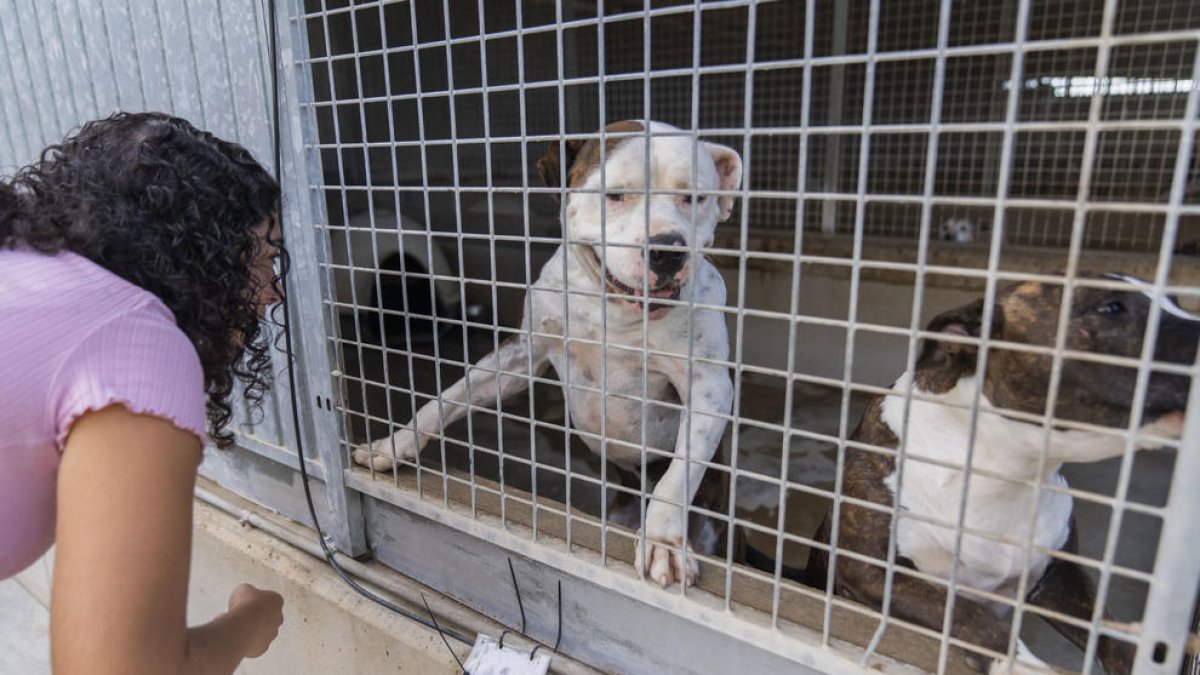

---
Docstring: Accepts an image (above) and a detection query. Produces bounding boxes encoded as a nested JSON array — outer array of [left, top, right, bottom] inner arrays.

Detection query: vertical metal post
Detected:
[[1127, 37, 1200, 675], [273, 0, 366, 557], [821, 0, 849, 235]]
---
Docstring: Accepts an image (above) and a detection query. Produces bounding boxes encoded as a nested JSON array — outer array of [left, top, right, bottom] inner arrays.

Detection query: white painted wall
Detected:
[[725, 266, 978, 387]]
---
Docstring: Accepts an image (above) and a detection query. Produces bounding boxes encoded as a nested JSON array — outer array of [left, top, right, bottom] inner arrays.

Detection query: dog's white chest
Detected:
[[880, 375, 1074, 594], [528, 250, 706, 466], [548, 338, 681, 464], [885, 464, 1070, 594]]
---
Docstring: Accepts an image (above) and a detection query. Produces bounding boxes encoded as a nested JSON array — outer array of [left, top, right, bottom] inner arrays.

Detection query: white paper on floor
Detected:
[[462, 634, 551, 675]]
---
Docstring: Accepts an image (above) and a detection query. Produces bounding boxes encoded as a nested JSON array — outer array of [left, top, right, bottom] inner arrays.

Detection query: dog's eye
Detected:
[[605, 192, 625, 203], [1096, 301, 1126, 315]]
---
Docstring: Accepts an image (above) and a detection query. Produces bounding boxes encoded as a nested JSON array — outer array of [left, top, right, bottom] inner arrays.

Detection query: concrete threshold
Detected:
[[193, 478, 601, 675]]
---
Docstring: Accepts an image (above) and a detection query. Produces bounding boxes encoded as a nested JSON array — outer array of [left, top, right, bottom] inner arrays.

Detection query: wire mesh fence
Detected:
[[293, 1, 1200, 673]]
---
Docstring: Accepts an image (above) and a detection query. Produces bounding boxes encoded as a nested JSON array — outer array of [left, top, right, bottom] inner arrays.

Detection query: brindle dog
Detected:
[[811, 274, 1198, 674]]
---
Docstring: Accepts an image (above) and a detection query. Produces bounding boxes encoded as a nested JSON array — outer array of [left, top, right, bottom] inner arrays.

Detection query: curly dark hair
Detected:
[[0, 111, 284, 448]]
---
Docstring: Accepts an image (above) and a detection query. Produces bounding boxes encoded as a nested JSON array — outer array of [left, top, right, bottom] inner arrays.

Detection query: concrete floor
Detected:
[[0, 579, 51, 674], [0, 501, 470, 675]]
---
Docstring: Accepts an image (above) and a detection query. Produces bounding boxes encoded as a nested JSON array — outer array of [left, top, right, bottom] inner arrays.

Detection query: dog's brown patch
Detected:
[[536, 120, 645, 192], [566, 120, 645, 188]]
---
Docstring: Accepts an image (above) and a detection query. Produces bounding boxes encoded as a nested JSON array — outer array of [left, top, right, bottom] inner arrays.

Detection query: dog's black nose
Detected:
[[647, 233, 688, 279]]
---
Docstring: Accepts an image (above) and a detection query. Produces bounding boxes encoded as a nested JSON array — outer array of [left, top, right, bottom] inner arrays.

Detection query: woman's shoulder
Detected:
[[50, 296, 208, 448], [3, 247, 150, 300], [0, 248, 208, 449], [0, 247, 182, 328]]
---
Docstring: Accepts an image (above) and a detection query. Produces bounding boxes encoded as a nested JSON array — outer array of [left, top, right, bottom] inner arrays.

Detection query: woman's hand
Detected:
[[222, 583, 284, 658]]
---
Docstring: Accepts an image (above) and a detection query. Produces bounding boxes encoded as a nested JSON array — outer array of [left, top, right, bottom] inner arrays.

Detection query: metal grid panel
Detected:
[[300, 1, 1200, 673]]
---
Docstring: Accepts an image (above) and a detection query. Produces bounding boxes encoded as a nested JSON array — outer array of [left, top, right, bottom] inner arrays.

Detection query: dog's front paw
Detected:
[[634, 503, 698, 587], [350, 430, 423, 471], [635, 537, 699, 588]]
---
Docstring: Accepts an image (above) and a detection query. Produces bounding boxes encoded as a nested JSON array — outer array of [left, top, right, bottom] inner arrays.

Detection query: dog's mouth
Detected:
[[604, 267, 682, 315], [578, 245, 682, 318]]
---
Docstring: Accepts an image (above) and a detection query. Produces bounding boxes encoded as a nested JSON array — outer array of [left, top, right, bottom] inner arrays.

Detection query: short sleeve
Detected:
[[51, 299, 208, 450]]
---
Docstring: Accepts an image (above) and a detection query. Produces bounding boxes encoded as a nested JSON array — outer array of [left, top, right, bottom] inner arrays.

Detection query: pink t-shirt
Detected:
[[0, 248, 207, 579]]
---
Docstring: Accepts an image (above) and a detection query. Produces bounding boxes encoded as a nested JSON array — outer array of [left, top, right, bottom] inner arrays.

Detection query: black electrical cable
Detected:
[[262, 0, 471, 665], [507, 557, 527, 635]]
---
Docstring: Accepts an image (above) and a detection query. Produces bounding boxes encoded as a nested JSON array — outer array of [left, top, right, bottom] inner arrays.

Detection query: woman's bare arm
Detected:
[[53, 404, 283, 675]]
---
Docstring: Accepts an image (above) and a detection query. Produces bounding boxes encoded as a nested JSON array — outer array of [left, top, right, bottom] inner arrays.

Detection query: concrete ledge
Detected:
[[6, 483, 601, 675], [189, 494, 466, 674]]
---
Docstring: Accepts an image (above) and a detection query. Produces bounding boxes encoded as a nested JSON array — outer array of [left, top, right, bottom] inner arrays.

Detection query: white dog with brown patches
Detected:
[[353, 120, 742, 587]]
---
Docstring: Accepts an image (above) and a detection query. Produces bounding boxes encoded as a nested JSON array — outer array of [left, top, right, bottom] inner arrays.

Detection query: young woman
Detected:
[[1, 112, 287, 674]]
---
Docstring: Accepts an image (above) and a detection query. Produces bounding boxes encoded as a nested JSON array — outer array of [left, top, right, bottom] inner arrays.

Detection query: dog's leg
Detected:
[[687, 458, 736, 561], [639, 360, 733, 586], [1025, 526, 1134, 675], [807, 514, 832, 589], [611, 458, 741, 563], [1028, 415, 1183, 465], [352, 333, 549, 471]]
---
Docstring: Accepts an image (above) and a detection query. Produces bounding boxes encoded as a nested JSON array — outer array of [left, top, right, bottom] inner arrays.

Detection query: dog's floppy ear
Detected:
[[707, 142, 743, 222], [914, 298, 998, 389], [536, 138, 587, 197], [918, 298, 998, 367]]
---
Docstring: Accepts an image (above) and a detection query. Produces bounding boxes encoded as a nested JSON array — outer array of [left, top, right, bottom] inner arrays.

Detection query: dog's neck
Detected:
[[564, 244, 652, 329], [880, 372, 1067, 483], [570, 243, 604, 288]]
